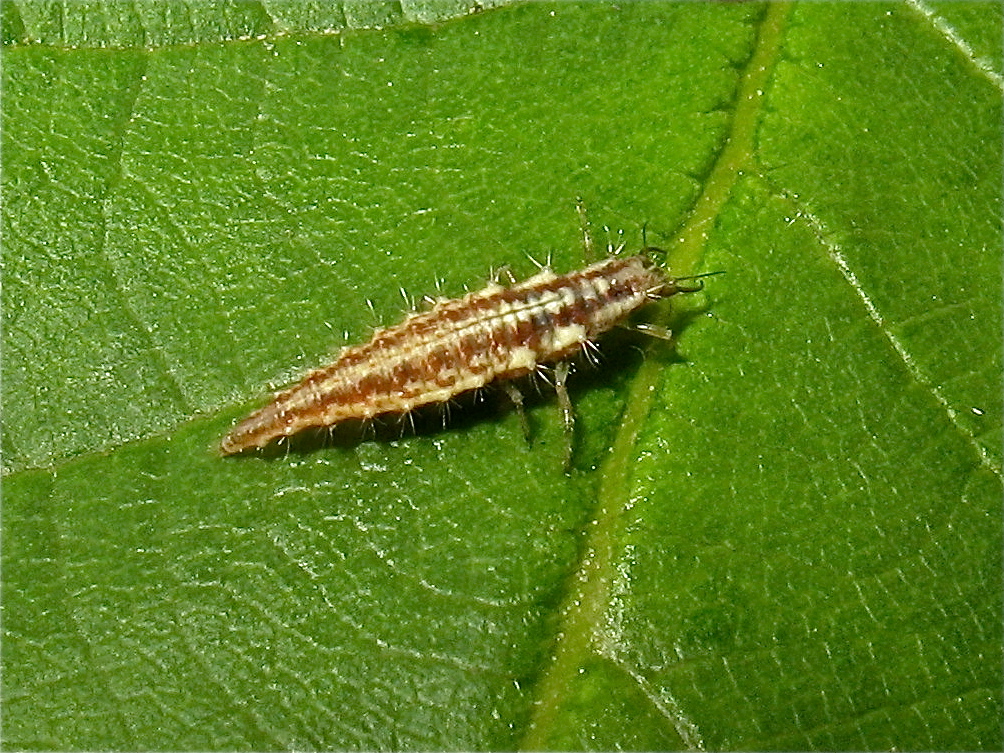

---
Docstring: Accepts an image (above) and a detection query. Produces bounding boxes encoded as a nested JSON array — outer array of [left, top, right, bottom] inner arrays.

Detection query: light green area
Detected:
[[928, 0, 1003, 78], [4, 0, 514, 47], [3, 1, 1001, 750]]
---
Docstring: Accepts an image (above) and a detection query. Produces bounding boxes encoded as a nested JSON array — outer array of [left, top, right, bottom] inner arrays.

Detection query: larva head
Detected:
[[638, 247, 722, 297]]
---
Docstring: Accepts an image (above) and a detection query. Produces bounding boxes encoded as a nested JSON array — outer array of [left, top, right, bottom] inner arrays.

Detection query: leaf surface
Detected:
[[3, 2, 1001, 749]]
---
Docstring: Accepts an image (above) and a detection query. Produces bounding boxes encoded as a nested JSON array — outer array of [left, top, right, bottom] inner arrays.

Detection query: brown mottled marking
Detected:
[[220, 250, 705, 456]]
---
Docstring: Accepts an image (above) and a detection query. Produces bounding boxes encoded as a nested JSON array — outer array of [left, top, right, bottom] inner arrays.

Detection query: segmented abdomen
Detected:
[[220, 253, 672, 455]]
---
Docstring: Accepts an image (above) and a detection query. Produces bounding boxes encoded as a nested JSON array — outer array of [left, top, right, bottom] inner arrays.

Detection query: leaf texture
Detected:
[[3, 1, 1001, 749]]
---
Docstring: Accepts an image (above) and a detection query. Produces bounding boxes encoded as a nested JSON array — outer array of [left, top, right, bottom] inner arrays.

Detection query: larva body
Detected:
[[220, 251, 694, 456]]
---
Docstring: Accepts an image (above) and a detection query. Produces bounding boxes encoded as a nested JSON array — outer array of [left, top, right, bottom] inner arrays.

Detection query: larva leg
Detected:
[[627, 321, 676, 342], [503, 382, 531, 443], [554, 361, 575, 468]]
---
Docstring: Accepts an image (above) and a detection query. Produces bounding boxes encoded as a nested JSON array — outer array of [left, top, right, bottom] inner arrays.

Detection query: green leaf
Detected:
[[3, 1, 1000, 749]]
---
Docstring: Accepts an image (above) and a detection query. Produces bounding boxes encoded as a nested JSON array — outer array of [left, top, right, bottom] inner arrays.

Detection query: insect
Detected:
[[220, 248, 711, 461]]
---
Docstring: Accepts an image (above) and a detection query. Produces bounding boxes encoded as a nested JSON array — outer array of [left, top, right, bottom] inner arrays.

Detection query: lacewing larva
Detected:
[[220, 248, 711, 458]]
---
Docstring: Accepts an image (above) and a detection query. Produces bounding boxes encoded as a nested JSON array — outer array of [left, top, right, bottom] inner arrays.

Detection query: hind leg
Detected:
[[554, 361, 575, 469], [503, 382, 531, 444]]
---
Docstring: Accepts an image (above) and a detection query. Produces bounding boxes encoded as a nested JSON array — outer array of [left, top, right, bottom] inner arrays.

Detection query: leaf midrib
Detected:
[[518, 3, 794, 747]]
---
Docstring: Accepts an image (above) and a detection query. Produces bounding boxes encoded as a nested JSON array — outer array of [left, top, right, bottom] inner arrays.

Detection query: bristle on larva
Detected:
[[220, 250, 704, 456]]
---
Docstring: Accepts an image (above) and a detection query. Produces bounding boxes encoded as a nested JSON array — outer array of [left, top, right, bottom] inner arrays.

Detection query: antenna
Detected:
[[673, 269, 726, 293]]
